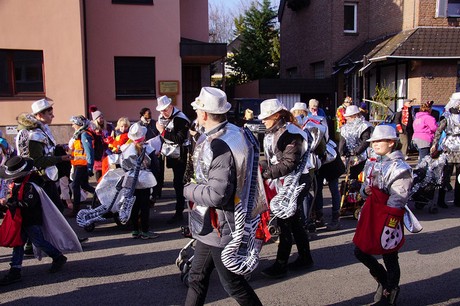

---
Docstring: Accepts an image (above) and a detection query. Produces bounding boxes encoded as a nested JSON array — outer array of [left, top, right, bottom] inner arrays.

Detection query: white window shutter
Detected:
[[436, 0, 448, 17]]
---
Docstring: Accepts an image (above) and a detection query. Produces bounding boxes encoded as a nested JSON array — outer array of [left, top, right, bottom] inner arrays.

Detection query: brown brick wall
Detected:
[[419, 61, 458, 104], [418, 0, 453, 26]]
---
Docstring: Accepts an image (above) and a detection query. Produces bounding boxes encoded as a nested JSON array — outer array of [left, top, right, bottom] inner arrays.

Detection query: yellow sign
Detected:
[[159, 81, 179, 95]]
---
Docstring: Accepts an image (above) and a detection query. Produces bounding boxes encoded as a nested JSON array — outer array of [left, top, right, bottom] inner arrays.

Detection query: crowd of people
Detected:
[[0, 89, 459, 306]]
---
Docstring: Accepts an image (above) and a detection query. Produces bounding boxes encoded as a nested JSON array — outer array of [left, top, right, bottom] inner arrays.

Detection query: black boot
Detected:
[[261, 260, 287, 279], [326, 211, 341, 231], [288, 255, 314, 270], [437, 189, 448, 208], [0, 268, 21, 286], [372, 287, 400, 306]]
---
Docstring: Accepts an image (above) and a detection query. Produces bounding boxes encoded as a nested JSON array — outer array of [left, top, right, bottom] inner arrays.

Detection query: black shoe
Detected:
[[288, 257, 314, 270], [167, 213, 184, 224], [49, 255, 67, 273], [261, 261, 287, 279], [24, 246, 34, 256], [78, 237, 89, 244], [0, 268, 21, 286]]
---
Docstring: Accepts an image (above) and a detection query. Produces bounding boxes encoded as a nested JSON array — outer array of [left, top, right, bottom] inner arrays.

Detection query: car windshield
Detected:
[[238, 100, 262, 118]]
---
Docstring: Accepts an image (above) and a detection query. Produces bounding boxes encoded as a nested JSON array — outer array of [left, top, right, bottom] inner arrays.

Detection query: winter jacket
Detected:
[[183, 122, 237, 248], [412, 111, 437, 143], [360, 150, 413, 209], [260, 120, 304, 180], [8, 173, 45, 227]]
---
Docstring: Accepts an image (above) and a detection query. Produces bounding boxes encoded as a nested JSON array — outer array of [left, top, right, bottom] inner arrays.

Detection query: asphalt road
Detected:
[[1, 167, 459, 306]]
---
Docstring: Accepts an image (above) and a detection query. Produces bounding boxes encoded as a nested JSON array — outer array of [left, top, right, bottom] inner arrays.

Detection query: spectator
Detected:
[[394, 99, 414, 160], [89, 105, 112, 181], [308, 99, 327, 118], [259, 99, 314, 279], [336, 96, 352, 131], [431, 92, 460, 208], [68, 116, 96, 217], [412, 101, 437, 161], [156, 95, 191, 224], [184, 87, 262, 305], [138, 107, 159, 141], [338, 105, 373, 180], [107, 117, 131, 153]]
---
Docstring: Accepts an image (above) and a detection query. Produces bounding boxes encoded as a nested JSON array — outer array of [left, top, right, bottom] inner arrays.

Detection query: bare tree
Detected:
[[209, 2, 235, 43]]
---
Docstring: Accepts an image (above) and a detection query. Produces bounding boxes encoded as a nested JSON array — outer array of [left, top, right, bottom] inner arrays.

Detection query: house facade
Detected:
[[278, 0, 460, 119], [0, 0, 225, 144]]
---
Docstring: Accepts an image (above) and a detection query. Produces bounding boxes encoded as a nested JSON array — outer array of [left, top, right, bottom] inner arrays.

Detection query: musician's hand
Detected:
[[364, 186, 372, 196], [430, 145, 436, 154], [61, 154, 72, 162]]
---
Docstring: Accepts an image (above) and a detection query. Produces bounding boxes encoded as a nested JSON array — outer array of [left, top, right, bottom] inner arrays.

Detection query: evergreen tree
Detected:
[[227, 0, 280, 85]]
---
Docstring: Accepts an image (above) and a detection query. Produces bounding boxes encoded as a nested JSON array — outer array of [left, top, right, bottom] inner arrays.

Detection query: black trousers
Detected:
[[130, 188, 151, 233], [71, 165, 95, 212], [354, 246, 400, 291], [42, 180, 64, 213], [159, 156, 186, 214], [185, 240, 262, 306], [276, 174, 313, 262]]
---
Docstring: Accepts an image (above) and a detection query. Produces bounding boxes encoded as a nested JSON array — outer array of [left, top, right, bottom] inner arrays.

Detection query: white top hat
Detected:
[[31, 98, 54, 115], [344, 105, 360, 117], [290, 102, 307, 113], [156, 95, 173, 111], [367, 125, 399, 142], [191, 87, 231, 114], [128, 122, 147, 142], [450, 92, 460, 100], [258, 99, 285, 120]]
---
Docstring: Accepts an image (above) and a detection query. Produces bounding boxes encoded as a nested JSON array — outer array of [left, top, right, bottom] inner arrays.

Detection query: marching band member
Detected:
[[354, 125, 413, 306], [259, 99, 314, 279], [183, 87, 261, 306]]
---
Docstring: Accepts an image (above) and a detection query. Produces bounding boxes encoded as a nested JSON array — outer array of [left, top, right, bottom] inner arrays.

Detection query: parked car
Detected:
[[228, 98, 266, 149]]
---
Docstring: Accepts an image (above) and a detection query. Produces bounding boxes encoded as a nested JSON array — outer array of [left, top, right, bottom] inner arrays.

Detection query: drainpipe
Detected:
[[82, 0, 90, 118]]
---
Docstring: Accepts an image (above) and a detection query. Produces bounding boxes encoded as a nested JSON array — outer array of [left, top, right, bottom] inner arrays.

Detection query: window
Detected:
[[0, 49, 44, 97], [114, 57, 156, 99], [286, 67, 298, 78], [312, 61, 325, 79], [436, 0, 460, 17], [344, 3, 358, 33], [112, 0, 153, 5]]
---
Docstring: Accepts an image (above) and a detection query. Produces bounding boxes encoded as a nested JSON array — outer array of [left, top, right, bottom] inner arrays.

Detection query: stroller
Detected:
[[339, 157, 365, 219], [410, 154, 446, 213]]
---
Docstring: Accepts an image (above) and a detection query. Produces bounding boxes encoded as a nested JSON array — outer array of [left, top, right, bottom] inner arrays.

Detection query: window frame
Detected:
[[112, 0, 154, 5], [344, 3, 358, 34], [114, 56, 157, 100], [0, 49, 45, 98], [436, 0, 460, 17]]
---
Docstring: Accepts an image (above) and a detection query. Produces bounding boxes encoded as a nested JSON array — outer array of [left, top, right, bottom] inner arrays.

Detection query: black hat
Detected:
[[0, 156, 34, 180]]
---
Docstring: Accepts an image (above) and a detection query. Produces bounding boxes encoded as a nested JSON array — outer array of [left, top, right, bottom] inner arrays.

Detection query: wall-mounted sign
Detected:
[[159, 81, 179, 95]]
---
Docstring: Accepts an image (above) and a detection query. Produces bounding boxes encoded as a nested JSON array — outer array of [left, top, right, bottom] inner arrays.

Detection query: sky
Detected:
[[209, 0, 280, 14]]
